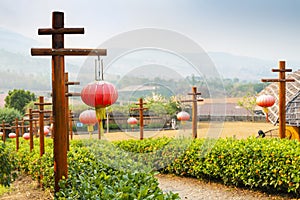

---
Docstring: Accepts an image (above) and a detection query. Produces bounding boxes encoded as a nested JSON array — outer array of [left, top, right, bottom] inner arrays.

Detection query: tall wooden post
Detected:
[[51, 12, 68, 192], [65, 72, 80, 149], [29, 109, 34, 151], [18, 121, 28, 144], [34, 120, 38, 138], [15, 118, 19, 151], [69, 110, 74, 141], [1, 121, 6, 143], [21, 120, 25, 136], [34, 96, 52, 156], [31, 11, 107, 192], [182, 86, 203, 139], [64, 73, 70, 151], [262, 61, 294, 138], [131, 98, 148, 140]]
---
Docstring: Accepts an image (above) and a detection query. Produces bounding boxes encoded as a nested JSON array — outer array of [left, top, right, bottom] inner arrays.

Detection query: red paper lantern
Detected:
[[44, 126, 50, 135], [81, 81, 118, 109], [79, 110, 98, 125], [23, 133, 30, 140], [9, 132, 16, 139], [256, 95, 275, 107], [177, 111, 190, 121], [127, 117, 138, 125]]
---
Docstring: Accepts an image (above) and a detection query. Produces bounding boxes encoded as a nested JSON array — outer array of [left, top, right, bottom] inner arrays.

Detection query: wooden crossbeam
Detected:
[[261, 79, 295, 82], [38, 28, 84, 35], [31, 48, 107, 56], [65, 92, 81, 97]]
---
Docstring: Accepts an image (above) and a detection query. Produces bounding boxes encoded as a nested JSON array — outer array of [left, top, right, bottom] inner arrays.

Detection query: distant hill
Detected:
[[208, 52, 300, 81], [0, 27, 38, 54], [1, 27, 300, 91]]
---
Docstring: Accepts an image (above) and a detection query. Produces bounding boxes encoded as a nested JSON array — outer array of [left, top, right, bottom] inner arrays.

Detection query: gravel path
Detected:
[[1, 174, 296, 200], [156, 174, 296, 200]]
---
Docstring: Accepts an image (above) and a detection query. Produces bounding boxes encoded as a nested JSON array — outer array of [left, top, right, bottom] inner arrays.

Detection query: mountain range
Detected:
[[0, 27, 299, 91]]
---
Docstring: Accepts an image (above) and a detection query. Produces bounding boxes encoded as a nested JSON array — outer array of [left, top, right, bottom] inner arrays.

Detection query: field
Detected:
[[74, 121, 276, 141]]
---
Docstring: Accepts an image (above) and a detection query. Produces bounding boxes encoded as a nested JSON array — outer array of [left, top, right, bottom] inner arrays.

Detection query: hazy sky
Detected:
[[1, 0, 300, 61]]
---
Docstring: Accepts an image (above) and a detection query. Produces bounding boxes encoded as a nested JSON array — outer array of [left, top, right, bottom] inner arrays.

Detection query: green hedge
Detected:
[[5, 138, 179, 199], [4, 136, 300, 197], [0, 142, 16, 186], [115, 137, 300, 196]]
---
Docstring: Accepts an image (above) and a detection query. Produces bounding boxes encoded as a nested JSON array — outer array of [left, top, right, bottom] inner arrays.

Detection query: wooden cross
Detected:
[[12, 119, 30, 150], [10, 118, 20, 151], [24, 109, 37, 151], [181, 86, 203, 139], [19, 120, 28, 138], [1, 121, 11, 143], [65, 72, 80, 150], [34, 96, 52, 156], [262, 61, 295, 139], [31, 11, 107, 192], [68, 110, 76, 141], [131, 98, 148, 140]]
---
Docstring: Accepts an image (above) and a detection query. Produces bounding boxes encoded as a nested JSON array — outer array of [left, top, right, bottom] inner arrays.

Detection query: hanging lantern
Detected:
[[79, 109, 98, 138], [127, 117, 138, 131], [256, 94, 276, 122], [177, 111, 190, 121], [9, 132, 16, 139], [0, 132, 3, 137], [23, 133, 30, 140], [38, 126, 50, 136], [79, 110, 98, 125], [44, 126, 50, 136], [81, 81, 118, 139], [127, 117, 138, 125], [81, 81, 118, 108]]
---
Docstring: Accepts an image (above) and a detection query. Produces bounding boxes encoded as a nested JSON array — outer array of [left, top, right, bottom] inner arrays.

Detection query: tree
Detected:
[[237, 93, 257, 121], [0, 107, 22, 125], [5, 89, 36, 114]]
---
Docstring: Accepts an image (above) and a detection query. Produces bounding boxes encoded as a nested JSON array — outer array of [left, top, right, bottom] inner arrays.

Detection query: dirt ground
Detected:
[[0, 174, 296, 200], [0, 175, 53, 200], [74, 121, 276, 141], [157, 174, 296, 200]]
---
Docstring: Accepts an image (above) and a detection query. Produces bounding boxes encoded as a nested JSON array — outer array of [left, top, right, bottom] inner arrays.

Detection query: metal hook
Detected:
[[95, 55, 104, 81]]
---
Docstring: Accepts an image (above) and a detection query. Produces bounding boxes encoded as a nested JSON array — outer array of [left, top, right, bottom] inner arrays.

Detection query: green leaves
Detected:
[[0, 142, 16, 186], [4, 138, 179, 199], [115, 137, 300, 196], [4, 89, 36, 114], [4, 136, 299, 198]]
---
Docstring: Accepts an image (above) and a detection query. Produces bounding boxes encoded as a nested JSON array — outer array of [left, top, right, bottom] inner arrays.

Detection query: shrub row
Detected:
[[115, 137, 300, 196], [5, 136, 300, 197], [5, 138, 179, 199], [0, 142, 16, 186]]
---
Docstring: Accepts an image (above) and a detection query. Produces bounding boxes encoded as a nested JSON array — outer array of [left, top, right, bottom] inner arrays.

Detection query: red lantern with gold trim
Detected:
[[177, 111, 190, 121], [256, 94, 275, 122], [81, 81, 118, 139]]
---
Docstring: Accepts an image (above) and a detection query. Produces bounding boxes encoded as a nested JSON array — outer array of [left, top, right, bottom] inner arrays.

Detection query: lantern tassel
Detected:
[[96, 107, 106, 139], [263, 107, 269, 122], [87, 125, 94, 139]]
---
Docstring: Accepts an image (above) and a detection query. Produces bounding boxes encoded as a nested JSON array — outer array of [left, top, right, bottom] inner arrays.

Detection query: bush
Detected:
[[115, 137, 300, 196], [0, 107, 22, 126], [8, 138, 179, 199], [0, 142, 16, 186]]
